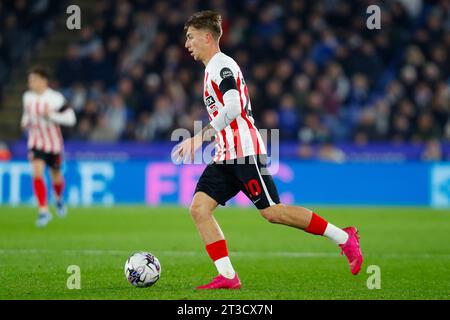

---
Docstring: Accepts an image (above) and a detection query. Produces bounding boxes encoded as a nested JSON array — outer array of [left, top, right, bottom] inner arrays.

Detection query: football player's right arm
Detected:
[[21, 93, 30, 130]]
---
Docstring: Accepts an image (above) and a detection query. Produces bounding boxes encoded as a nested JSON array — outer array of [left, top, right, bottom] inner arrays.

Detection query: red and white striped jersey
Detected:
[[204, 52, 266, 162], [21, 88, 66, 154]]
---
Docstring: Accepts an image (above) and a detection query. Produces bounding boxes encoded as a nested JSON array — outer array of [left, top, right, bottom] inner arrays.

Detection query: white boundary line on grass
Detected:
[[0, 248, 449, 259], [0, 248, 338, 258]]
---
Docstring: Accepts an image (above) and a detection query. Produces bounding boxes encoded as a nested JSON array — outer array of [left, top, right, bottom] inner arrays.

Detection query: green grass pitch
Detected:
[[0, 206, 449, 300]]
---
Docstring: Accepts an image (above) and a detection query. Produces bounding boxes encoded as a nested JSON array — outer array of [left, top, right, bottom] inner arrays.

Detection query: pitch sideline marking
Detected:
[[0, 248, 449, 259]]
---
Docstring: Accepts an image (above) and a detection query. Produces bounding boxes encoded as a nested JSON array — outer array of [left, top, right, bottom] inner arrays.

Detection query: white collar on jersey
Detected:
[[205, 51, 224, 69]]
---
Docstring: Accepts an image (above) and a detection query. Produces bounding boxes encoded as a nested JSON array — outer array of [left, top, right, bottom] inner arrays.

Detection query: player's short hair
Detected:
[[28, 65, 50, 80], [184, 10, 222, 41]]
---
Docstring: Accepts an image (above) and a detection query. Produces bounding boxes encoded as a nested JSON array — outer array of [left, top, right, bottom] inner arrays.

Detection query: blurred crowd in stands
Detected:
[[4, 0, 450, 153], [54, 0, 449, 146], [0, 0, 62, 95]]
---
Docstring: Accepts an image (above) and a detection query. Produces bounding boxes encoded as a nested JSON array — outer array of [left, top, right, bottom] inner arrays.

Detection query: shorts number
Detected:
[[244, 179, 262, 197]]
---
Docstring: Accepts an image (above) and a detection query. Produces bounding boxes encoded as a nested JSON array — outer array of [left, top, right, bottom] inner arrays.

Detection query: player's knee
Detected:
[[189, 203, 211, 222], [259, 205, 282, 224], [32, 171, 45, 179]]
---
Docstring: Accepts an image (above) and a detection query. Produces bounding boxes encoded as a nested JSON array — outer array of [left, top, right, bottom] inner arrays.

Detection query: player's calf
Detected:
[[259, 204, 311, 229]]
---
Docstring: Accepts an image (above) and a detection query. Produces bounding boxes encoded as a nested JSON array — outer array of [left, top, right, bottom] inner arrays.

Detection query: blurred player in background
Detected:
[[175, 11, 363, 289], [21, 66, 76, 227]]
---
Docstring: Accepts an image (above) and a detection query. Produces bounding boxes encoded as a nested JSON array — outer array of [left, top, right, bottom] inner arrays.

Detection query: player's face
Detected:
[[185, 27, 207, 62], [28, 73, 47, 93]]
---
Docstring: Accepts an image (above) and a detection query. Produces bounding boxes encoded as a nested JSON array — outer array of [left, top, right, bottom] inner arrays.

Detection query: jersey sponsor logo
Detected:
[[220, 67, 233, 79], [205, 95, 216, 108]]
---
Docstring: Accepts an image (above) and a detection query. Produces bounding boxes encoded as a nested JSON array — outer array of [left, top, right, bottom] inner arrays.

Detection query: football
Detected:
[[124, 252, 161, 287]]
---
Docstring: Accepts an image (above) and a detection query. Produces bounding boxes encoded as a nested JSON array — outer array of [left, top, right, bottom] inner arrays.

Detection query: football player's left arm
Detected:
[[47, 105, 77, 127]]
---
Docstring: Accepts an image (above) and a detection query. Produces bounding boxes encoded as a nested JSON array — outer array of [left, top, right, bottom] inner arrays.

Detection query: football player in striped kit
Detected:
[[21, 66, 76, 227], [174, 11, 363, 289]]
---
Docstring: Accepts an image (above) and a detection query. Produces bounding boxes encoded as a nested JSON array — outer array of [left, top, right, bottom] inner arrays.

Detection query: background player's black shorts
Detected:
[[28, 148, 63, 170], [194, 155, 280, 210]]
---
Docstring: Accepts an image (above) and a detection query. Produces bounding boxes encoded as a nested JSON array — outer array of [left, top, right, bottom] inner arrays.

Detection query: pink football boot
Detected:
[[196, 274, 241, 290], [339, 227, 363, 275]]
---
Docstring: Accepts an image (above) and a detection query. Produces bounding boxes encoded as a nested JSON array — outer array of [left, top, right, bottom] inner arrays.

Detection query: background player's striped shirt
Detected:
[[204, 52, 266, 162], [21, 88, 66, 154]]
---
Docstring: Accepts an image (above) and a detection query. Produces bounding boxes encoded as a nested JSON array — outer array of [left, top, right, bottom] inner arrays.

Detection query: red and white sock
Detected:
[[205, 239, 236, 279], [304, 212, 349, 245], [53, 180, 64, 200], [33, 177, 48, 212]]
